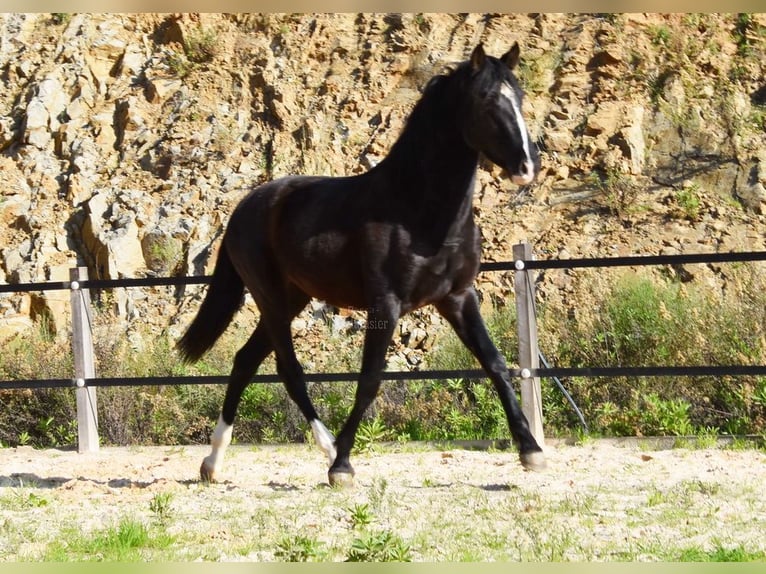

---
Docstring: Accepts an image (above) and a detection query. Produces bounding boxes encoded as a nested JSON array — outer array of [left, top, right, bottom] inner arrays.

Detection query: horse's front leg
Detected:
[[329, 300, 399, 487], [435, 288, 546, 471]]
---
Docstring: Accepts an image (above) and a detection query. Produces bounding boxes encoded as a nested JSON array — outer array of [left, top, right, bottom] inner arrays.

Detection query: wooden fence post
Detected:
[[70, 267, 99, 453], [513, 242, 545, 447]]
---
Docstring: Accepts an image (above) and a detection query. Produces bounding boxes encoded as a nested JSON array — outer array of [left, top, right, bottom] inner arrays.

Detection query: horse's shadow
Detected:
[[1, 473, 70, 489], [1, 473, 310, 491], [0, 472, 199, 490]]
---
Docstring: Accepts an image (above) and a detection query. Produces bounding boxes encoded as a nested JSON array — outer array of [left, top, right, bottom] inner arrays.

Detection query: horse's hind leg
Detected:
[[262, 315, 339, 463], [274, 355, 336, 467], [201, 322, 272, 482], [248, 287, 339, 469], [435, 288, 546, 472]]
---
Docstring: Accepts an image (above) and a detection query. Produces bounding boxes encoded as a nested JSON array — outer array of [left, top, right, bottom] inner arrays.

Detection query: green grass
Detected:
[[545, 267, 766, 437], [677, 544, 766, 562], [0, 489, 49, 512], [346, 502, 374, 529], [43, 517, 175, 561]]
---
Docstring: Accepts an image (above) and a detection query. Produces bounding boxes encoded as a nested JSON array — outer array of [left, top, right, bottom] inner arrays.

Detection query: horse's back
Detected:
[[222, 174, 368, 304]]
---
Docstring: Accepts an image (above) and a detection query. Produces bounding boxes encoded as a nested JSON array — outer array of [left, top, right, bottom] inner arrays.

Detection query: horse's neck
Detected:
[[374, 98, 479, 229]]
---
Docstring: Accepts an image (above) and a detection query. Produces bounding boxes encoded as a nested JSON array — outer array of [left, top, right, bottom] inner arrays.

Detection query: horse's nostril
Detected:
[[520, 160, 534, 177], [510, 160, 536, 185]]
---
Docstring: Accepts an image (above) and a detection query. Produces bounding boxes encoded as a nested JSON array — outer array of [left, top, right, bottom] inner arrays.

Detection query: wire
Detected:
[[2, 251, 765, 293], [538, 351, 589, 433]]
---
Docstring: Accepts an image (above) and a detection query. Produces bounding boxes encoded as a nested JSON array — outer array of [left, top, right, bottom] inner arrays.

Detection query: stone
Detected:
[[586, 102, 623, 136], [36, 76, 68, 132], [736, 180, 766, 214], [24, 99, 50, 148], [141, 229, 184, 274], [1, 12, 766, 351], [615, 106, 646, 175], [545, 130, 574, 153], [0, 314, 34, 341], [83, 192, 146, 280], [144, 77, 183, 103]]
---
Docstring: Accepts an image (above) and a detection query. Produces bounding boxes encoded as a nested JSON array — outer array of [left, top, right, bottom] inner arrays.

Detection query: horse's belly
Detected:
[[286, 257, 367, 310]]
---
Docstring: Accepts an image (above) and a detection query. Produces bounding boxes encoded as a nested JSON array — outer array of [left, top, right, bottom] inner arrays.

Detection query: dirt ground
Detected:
[[2, 440, 766, 561], [3, 439, 764, 494]]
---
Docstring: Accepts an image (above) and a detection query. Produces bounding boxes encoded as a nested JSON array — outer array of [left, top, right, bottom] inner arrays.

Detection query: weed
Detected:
[[587, 167, 641, 218], [572, 426, 593, 446], [51, 13, 71, 25], [517, 522, 576, 561], [184, 27, 219, 63], [646, 486, 667, 507], [367, 477, 389, 510], [732, 13, 764, 58], [678, 478, 721, 497], [346, 529, 412, 562], [650, 24, 672, 47], [355, 417, 389, 454], [516, 49, 562, 94], [35, 416, 76, 447], [673, 183, 702, 221], [693, 426, 721, 449], [45, 517, 174, 561], [346, 502, 374, 529], [549, 265, 766, 437], [748, 104, 766, 132], [557, 493, 596, 516], [149, 492, 175, 525], [143, 234, 184, 275], [0, 488, 49, 511], [642, 393, 695, 436], [274, 534, 325, 561], [166, 51, 192, 78]]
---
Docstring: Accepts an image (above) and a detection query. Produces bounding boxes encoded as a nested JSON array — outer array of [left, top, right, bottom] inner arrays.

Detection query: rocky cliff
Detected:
[[1, 13, 765, 368]]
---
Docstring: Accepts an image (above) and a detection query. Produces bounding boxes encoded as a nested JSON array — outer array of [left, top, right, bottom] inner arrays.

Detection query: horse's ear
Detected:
[[502, 42, 521, 70], [471, 44, 486, 72]]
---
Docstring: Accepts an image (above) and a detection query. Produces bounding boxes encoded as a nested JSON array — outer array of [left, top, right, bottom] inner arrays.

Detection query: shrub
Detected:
[[0, 322, 76, 447], [547, 266, 766, 436]]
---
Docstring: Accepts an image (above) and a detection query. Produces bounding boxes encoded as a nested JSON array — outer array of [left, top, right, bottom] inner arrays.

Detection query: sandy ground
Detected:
[[2, 440, 766, 561], [3, 439, 764, 495]]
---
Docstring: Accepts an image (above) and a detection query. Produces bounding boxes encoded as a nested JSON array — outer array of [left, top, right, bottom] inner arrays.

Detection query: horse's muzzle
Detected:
[[510, 159, 536, 185]]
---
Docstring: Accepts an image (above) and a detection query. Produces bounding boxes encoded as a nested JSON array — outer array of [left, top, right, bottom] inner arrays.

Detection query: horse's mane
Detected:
[[380, 62, 472, 170]]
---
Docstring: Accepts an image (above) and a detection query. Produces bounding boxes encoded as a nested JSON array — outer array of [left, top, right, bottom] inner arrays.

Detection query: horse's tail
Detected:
[[176, 241, 244, 363]]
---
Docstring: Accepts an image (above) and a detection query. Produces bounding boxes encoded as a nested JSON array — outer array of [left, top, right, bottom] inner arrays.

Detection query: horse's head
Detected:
[[459, 43, 540, 186]]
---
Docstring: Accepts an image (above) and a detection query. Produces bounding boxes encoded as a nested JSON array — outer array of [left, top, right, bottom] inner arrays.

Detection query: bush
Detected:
[[546, 267, 766, 436], [0, 322, 76, 447]]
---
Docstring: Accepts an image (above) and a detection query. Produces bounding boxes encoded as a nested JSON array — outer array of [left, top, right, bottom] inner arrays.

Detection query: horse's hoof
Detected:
[[520, 451, 547, 472], [328, 471, 355, 489], [200, 461, 216, 483]]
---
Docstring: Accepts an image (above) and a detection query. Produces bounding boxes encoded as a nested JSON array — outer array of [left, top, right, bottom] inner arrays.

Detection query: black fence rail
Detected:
[[2, 245, 766, 452], [4, 249, 766, 293]]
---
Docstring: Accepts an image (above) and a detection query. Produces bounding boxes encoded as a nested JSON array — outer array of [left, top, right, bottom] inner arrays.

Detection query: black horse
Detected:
[[178, 43, 545, 486]]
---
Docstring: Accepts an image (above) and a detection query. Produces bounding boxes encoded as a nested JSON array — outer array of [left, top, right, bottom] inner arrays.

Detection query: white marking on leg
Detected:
[[203, 415, 233, 477], [311, 419, 337, 467], [500, 81, 535, 185]]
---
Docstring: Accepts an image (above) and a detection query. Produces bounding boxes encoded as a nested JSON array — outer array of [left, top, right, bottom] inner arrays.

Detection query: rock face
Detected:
[[1, 13, 765, 366]]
